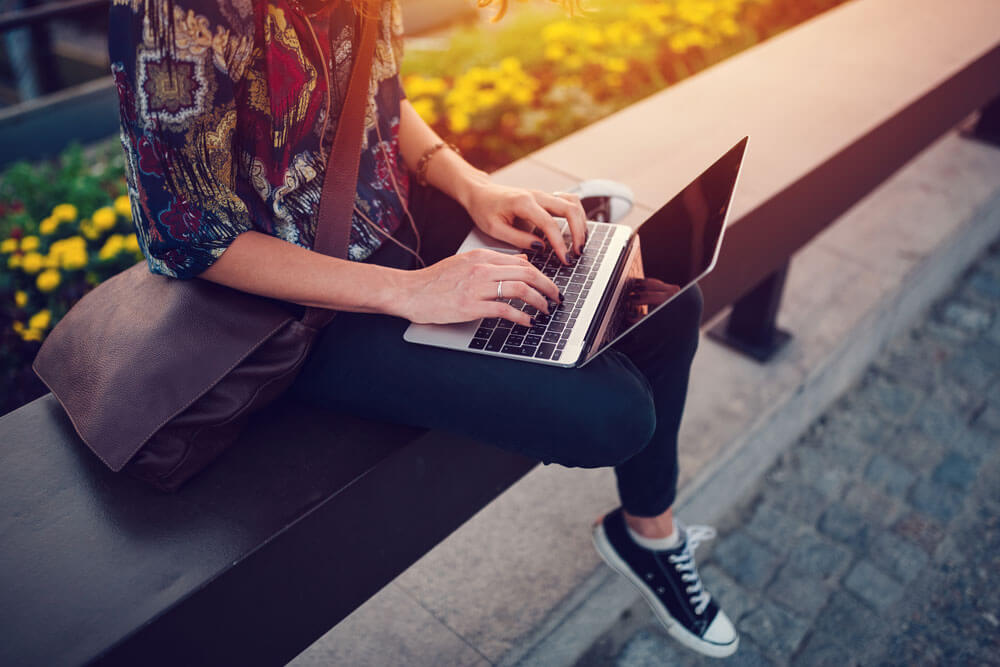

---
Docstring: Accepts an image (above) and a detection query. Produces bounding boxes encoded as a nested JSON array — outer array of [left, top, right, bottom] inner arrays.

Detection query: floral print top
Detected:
[[109, 0, 409, 278]]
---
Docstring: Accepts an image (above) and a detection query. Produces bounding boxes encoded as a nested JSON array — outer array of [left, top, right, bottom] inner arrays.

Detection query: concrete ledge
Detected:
[[291, 128, 1000, 666]]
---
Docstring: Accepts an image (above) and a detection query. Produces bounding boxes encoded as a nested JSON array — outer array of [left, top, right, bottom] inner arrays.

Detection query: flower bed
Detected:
[[0, 0, 848, 414], [402, 0, 848, 170]]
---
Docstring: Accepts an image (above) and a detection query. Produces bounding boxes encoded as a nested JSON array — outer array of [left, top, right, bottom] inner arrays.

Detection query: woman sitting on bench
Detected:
[[109, 0, 737, 656]]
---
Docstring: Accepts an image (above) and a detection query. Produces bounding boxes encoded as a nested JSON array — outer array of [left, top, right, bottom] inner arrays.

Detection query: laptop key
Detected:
[[482, 318, 499, 328], [507, 335, 525, 346], [530, 325, 547, 336], [535, 343, 555, 359], [496, 319, 514, 329], [517, 346, 536, 356], [548, 320, 565, 333], [554, 276, 570, 287], [469, 338, 487, 350], [552, 311, 569, 323], [512, 324, 529, 336], [474, 326, 493, 338], [543, 332, 560, 343], [525, 334, 542, 346]]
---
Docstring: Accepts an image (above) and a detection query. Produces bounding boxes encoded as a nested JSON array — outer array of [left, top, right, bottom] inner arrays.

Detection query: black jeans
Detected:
[[289, 182, 703, 517]]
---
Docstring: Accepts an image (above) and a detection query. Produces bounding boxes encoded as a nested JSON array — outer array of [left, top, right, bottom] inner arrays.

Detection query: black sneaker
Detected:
[[591, 507, 738, 658]]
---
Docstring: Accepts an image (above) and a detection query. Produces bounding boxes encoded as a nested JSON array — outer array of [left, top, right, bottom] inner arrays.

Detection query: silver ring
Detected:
[[497, 281, 503, 300]]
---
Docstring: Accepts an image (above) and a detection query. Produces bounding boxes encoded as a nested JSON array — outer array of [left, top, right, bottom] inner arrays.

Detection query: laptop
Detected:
[[404, 136, 748, 368]]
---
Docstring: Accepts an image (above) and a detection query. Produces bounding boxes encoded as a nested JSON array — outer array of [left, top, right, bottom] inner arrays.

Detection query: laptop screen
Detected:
[[581, 136, 748, 366]]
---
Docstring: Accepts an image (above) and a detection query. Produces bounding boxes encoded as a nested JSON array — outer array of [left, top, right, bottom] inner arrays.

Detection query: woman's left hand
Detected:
[[463, 181, 588, 265]]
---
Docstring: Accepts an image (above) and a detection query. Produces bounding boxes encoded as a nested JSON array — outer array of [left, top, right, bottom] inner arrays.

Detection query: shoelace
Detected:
[[667, 524, 716, 615]]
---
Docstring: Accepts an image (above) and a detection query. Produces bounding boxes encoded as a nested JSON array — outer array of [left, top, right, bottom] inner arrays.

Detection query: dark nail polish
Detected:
[[531, 241, 544, 251], [529, 317, 537, 327], [558, 290, 565, 302]]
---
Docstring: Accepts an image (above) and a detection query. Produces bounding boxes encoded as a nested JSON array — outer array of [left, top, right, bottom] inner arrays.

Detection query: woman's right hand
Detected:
[[396, 248, 561, 327]]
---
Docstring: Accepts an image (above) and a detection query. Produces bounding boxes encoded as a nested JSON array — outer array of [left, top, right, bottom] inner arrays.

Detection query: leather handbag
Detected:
[[32, 13, 376, 492]]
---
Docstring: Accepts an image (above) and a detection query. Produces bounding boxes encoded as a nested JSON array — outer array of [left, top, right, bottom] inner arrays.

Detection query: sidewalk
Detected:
[[574, 239, 1000, 666], [289, 128, 1000, 667]]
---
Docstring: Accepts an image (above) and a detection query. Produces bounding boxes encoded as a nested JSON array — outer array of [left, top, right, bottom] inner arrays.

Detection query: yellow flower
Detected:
[[80, 220, 100, 240], [114, 195, 133, 219], [98, 234, 125, 261], [544, 42, 567, 61], [8, 254, 21, 269], [29, 309, 51, 331], [20, 235, 40, 252], [448, 110, 470, 133], [21, 328, 44, 342], [124, 233, 141, 254], [51, 203, 78, 223], [410, 98, 439, 126], [565, 54, 584, 70], [92, 207, 117, 231], [0, 238, 16, 253], [39, 216, 60, 236], [21, 252, 44, 274], [54, 236, 89, 270], [14, 290, 28, 308], [12, 321, 25, 334], [36, 268, 62, 293], [604, 57, 628, 74]]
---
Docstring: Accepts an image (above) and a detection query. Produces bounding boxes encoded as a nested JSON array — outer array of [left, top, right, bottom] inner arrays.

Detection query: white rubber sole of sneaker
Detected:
[[591, 520, 739, 659]]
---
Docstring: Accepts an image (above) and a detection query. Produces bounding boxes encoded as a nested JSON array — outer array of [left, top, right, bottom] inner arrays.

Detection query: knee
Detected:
[[566, 374, 657, 468], [673, 283, 704, 333]]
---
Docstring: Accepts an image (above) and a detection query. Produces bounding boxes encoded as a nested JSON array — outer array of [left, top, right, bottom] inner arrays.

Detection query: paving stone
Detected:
[[934, 300, 992, 336], [760, 481, 829, 524], [814, 398, 888, 447], [908, 478, 965, 523], [789, 448, 852, 499], [700, 564, 755, 624], [891, 512, 946, 554], [711, 533, 783, 590], [945, 340, 1000, 390], [723, 640, 774, 667], [910, 401, 969, 445], [948, 427, 997, 462], [864, 454, 916, 498], [818, 504, 869, 545], [614, 628, 690, 667], [787, 532, 853, 581], [931, 453, 977, 491], [792, 633, 856, 667], [874, 331, 947, 388], [766, 564, 832, 617], [811, 591, 883, 648], [843, 560, 905, 611], [852, 370, 924, 423], [867, 532, 930, 584], [738, 600, 809, 659], [842, 482, 904, 527], [878, 427, 950, 474], [959, 268, 1000, 302], [744, 502, 810, 554], [971, 402, 1000, 433]]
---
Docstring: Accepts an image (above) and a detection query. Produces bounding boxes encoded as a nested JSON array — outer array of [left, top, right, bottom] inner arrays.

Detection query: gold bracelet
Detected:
[[415, 141, 460, 187]]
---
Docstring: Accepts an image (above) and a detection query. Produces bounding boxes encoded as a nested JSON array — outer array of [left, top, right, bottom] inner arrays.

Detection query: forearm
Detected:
[[398, 98, 489, 210], [199, 230, 413, 317]]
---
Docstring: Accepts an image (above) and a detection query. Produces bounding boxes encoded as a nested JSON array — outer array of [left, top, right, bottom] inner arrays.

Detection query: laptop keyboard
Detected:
[[467, 222, 614, 361]]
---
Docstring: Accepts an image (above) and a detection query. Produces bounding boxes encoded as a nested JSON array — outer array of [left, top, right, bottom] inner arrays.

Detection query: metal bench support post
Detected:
[[968, 94, 1000, 146], [707, 261, 792, 362]]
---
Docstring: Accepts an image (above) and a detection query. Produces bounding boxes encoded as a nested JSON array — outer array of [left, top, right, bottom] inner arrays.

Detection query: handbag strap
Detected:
[[312, 11, 377, 259], [302, 10, 377, 327]]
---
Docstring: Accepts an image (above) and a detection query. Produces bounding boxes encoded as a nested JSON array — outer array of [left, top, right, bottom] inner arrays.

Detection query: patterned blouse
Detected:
[[109, 0, 409, 279]]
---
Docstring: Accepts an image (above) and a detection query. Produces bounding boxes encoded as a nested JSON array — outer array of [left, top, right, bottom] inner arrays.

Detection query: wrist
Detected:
[[374, 265, 422, 320]]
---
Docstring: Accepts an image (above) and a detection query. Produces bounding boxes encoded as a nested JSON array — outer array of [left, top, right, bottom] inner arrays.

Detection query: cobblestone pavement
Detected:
[[575, 241, 1000, 666]]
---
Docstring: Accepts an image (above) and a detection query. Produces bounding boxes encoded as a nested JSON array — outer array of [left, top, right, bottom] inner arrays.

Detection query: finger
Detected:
[[467, 247, 535, 265], [492, 278, 551, 315], [490, 265, 560, 306], [512, 197, 570, 265], [481, 300, 533, 328], [543, 192, 588, 255]]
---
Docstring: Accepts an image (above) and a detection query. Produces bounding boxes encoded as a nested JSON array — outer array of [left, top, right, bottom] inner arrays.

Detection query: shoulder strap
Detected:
[[311, 12, 377, 260]]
